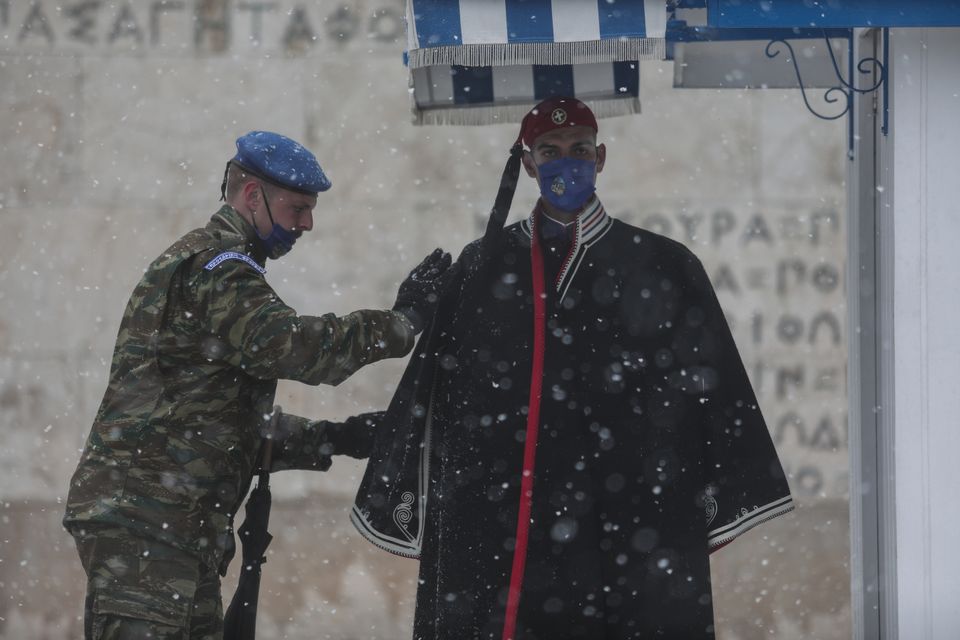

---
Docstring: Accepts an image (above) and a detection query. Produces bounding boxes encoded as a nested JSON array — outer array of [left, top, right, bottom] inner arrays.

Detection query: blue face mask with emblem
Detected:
[[536, 157, 597, 212], [256, 186, 298, 259]]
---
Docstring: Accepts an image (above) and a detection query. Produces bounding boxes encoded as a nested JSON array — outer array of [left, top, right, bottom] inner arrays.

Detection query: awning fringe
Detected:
[[408, 38, 665, 69], [413, 97, 642, 127]]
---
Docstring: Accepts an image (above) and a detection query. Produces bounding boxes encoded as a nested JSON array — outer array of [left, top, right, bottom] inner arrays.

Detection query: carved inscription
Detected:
[[3, 0, 405, 53]]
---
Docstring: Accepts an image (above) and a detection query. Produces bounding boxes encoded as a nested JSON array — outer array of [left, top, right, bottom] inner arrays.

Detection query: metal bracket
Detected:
[[765, 29, 888, 157]]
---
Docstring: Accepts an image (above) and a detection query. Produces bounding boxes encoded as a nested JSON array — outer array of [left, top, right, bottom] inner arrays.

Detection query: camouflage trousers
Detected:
[[73, 527, 223, 640]]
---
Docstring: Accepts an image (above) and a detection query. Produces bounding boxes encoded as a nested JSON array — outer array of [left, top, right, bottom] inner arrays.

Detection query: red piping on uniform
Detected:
[[501, 211, 548, 640]]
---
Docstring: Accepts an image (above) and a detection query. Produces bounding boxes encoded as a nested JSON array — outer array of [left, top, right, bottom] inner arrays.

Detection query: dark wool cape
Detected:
[[353, 201, 793, 640]]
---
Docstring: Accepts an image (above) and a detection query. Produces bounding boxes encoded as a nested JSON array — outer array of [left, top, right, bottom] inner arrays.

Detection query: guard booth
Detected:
[[683, 6, 960, 638], [672, 6, 960, 639]]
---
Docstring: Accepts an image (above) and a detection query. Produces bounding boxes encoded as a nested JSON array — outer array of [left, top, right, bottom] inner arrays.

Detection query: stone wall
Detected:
[[0, 1, 849, 637]]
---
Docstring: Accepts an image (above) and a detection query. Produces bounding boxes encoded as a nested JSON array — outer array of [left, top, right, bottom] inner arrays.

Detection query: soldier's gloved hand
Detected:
[[323, 411, 385, 459], [393, 248, 454, 334]]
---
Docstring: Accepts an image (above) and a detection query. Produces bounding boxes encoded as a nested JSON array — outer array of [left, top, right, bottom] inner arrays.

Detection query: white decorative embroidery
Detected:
[[203, 251, 266, 274], [707, 496, 795, 550], [704, 495, 718, 527], [392, 491, 416, 543]]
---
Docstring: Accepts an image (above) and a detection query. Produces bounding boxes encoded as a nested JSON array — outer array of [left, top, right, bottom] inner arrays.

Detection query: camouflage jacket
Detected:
[[64, 206, 414, 574]]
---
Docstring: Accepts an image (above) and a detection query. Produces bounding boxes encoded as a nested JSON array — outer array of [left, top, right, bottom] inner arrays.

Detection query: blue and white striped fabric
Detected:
[[406, 0, 667, 68], [405, 0, 665, 125], [411, 61, 642, 125]]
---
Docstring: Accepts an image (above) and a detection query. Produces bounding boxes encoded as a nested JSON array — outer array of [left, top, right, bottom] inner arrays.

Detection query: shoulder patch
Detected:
[[203, 251, 267, 274]]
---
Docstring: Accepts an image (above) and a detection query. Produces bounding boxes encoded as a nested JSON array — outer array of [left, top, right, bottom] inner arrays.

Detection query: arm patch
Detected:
[[203, 251, 267, 274]]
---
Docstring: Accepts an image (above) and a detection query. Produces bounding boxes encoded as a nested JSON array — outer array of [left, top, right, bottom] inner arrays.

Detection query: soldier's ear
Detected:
[[596, 143, 606, 174], [242, 180, 261, 210]]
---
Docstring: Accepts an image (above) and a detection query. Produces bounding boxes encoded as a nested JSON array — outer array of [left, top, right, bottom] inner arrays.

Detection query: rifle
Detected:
[[223, 406, 280, 640]]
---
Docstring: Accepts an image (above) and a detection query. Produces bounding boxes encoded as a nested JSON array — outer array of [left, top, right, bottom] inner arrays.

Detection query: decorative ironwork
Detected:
[[764, 32, 886, 122]]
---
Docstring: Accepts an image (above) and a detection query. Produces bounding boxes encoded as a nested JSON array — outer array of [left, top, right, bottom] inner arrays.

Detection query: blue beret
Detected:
[[231, 130, 331, 195]]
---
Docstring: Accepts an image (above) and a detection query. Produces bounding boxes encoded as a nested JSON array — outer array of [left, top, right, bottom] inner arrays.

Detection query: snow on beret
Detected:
[[232, 130, 331, 195]]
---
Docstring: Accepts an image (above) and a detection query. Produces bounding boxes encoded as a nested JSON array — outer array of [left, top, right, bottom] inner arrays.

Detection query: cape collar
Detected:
[[520, 197, 613, 301]]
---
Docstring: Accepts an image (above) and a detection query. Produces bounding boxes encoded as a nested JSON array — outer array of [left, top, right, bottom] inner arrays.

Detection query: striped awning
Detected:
[[406, 0, 667, 125]]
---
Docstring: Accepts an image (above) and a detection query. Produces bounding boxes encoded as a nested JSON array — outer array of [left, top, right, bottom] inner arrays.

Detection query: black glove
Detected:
[[393, 248, 454, 333], [321, 411, 384, 459]]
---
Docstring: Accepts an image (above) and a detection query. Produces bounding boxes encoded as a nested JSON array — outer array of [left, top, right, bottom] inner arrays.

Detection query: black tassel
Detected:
[[482, 143, 524, 250]]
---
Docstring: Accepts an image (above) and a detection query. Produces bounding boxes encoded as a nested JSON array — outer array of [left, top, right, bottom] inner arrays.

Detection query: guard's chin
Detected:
[[269, 244, 295, 260]]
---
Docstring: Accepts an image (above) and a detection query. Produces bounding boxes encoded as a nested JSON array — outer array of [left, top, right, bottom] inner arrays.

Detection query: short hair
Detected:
[[224, 163, 252, 201], [224, 163, 278, 201]]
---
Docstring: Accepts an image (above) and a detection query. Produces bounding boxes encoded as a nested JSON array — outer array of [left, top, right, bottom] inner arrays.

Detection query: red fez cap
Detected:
[[517, 96, 598, 148]]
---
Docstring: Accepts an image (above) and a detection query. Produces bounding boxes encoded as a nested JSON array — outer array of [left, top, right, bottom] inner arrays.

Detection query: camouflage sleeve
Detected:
[[270, 411, 383, 472], [197, 259, 415, 385]]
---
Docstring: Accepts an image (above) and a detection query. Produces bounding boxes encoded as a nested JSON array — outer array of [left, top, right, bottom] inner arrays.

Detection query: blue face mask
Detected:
[[536, 157, 597, 212], [257, 223, 297, 259], [256, 186, 298, 259]]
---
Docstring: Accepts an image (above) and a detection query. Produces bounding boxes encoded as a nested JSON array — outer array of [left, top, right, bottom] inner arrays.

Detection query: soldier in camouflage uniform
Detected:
[[63, 131, 453, 639]]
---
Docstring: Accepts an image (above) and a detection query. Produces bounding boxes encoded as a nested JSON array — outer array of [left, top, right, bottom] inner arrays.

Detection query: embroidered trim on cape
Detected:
[[707, 495, 794, 550], [392, 492, 417, 543], [520, 199, 613, 303], [704, 495, 718, 527], [349, 371, 437, 559], [203, 251, 266, 274]]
